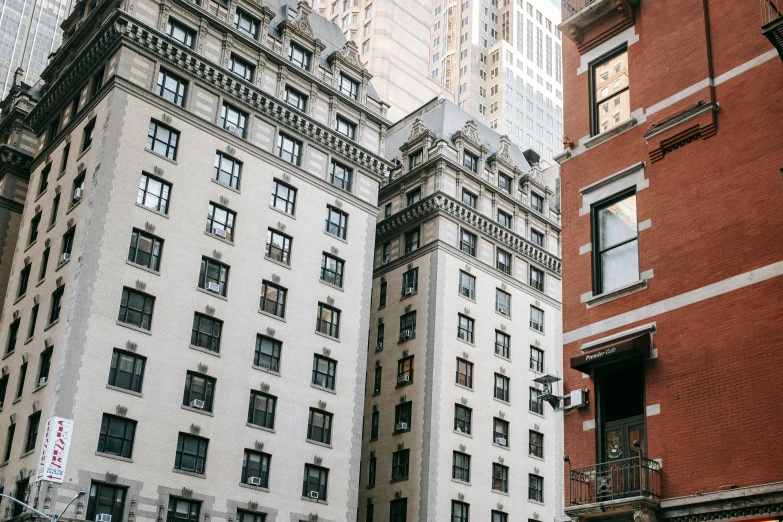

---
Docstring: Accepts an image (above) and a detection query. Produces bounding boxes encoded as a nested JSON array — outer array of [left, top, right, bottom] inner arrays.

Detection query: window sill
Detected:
[[251, 364, 281, 377], [24, 336, 34, 346], [96, 451, 134, 463], [0, 461, 7, 468], [389, 477, 409, 484], [319, 280, 344, 292], [528, 499, 545, 506], [196, 287, 228, 301], [145, 148, 178, 165], [494, 353, 511, 363], [55, 257, 72, 272], [528, 410, 546, 419], [258, 309, 286, 322], [76, 146, 92, 161], [314, 330, 340, 343], [306, 439, 333, 449], [311, 383, 337, 395], [392, 427, 411, 435], [454, 383, 474, 393], [126, 260, 161, 276], [1, 351, 13, 360], [301, 496, 328, 505], [24, 240, 37, 253], [36, 278, 46, 288], [529, 454, 545, 463], [106, 384, 143, 397], [44, 319, 61, 332], [189, 344, 221, 357], [246, 422, 275, 434], [493, 397, 510, 406], [492, 489, 510, 497], [453, 429, 472, 438], [323, 230, 348, 244], [172, 468, 206, 479], [34, 188, 48, 204], [13, 293, 26, 306], [584, 117, 638, 149], [456, 337, 475, 348], [263, 256, 292, 270], [529, 327, 545, 336], [211, 178, 241, 194], [239, 482, 269, 493], [12, 397, 22, 405], [66, 200, 82, 215], [585, 279, 647, 308], [397, 335, 416, 345], [205, 230, 234, 245], [268, 205, 295, 220], [116, 321, 152, 335], [136, 203, 171, 219], [452, 478, 471, 486], [492, 443, 510, 451], [495, 310, 512, 320], [182, 404, 215, 416], [372, 392, 380, 397], [400, 290, 418, 300], [32, 381, 49, 393], [395, 380, 413, 389], [19, 449, 36, 459]]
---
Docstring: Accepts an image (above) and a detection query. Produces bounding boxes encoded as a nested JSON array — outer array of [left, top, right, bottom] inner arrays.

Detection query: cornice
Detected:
[[0, 146, 33, 180]]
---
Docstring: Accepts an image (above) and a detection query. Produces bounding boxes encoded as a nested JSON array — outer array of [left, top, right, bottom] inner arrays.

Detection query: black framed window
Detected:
[[39, 247, 50, 282], [396, 356, 413, 385], [49, 194, 60, 226], [175, 433, 208, 474], [302, 464, 328, 500], [3, 424, 15, 461], [219, 103, 247, 137], [495, 330, 510, 358], [11, 477, 28, 517], [28, 213, 40, 246], [37, 347, 52, 385], [389, 498, 407, 522], [24, 411, 40, 451], [591, 47, 629, 135], [451, 500, 469, 522], [248, 390, 276, 429], [97, 413, 136, 458], [329, 160, 353, 191], [366, 504, 374, 522], [265, 228, 291, 264], [17, 264, 30, 298], [529, 430, 544, 458], [118, 287, 155, 330], [254, 335, 281, 372], [497, 208, 512, 228], [370, 410, 379, 439], [183, 372, 215, 411], [457, 314, 474, 343], [276, 133, 302, 165], [271, 179, 296, 214], [38, 164, 50, 195], [157, 69, 187, 106], [592, 190, 639, 293], [493, 417, 509, 447], [166, 18, 195, 47], [498, 173, 512, 193], [409, 149, 423, 168], [368, 457, 376, 487], [229, 54, 254, 81], [496, 289, 511, 316], [166, 498, 200, 522], [5, 319, 19, 355], [461, 189, 477, 208], [288, 42, 312, 70], [312, 355, 337, 390], [207, 202, 235, 241], [394, 401, 412, 431], [460, 229, 476, 256], [529, 473, 544, 502], [406, 187, 421, 206], [494, 373, 510, 402], [452, 451, 470, 482], [454, 404, 471, 434], [463, 151, 478, 172], [321, 253, 344, 287], [60, 141, 70, 174], [458, 271, 475, 299], [402, 268, 418, 295], [128, 229, 163, 271], [492, 511, 508, 522], [234, 9, 259, 38], [316, 303, 341, 338], [391, 449, 409, 481], [190, 313, 222, 352], [90, 66, 105, 96], [531, 192, 544, 213], [384, 203, 392, 218], [530, 387, 544, 414], [404, 227, 420, 253], [146, 120, 179, 160], [530, 346, 544, 373], [492, 463, 509, 493], [109, 349, 145, 393], [382, 242, 391, 264], [27, 305, 38, 340], [236, 511, 264, 522], [530, 266, 545, 292], [283, 85, 308, 111], [82, 118, 96, 151], [49, 285, 64, 324], [71, 172, 85, 206], [241, 450, 270, 487], [214, 151, 242, 190], [338, 73, 358, 99], [138, 172, 172, 214], [373, 367, 382, 395], [398, 311, 416, 341], [325, 205, 348, 239], [530, 306, 544, 332], [198, 257, 229, 296], [61, 226, 76, 259], [456, 358, 473, 388], [86, 482, 127, 522], [531, 228, 545, 247], [335, 115, 356, 140], [259, 281, 287, 318]]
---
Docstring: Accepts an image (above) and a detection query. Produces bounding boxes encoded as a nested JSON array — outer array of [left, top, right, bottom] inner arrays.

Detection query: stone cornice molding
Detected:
[[0, 146, 33, 180]]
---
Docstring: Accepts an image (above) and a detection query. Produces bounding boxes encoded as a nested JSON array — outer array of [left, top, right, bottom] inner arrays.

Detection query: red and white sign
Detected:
[[36, 417, 73, 483]]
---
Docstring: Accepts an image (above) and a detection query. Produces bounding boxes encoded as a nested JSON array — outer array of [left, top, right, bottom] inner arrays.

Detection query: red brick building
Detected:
[[554, 2, 783, 522]]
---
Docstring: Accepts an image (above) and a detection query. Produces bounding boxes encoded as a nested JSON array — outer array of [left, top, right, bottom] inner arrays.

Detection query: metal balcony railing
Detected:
[[562, 0, 598, 18], [761, 0, 783, 59], [569, 455, 661, 506]]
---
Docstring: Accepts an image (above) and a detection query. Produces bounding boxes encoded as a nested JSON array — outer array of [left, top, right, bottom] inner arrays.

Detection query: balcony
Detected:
[[762, 0, 783, 59], [567, 455, 661, 516]]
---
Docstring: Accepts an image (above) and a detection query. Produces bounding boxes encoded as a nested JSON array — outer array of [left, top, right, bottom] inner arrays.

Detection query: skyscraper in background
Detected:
[[0, 0, 73, 98]]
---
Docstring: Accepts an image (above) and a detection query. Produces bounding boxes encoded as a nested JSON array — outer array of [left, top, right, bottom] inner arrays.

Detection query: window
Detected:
[[454, 404, 472, 434], [529, 265, 545, 291], [497, 249, 512, 275], [384, 203, 392, 218], [394, 401, 412, 430], [491, 463, 509, 493], [399, 311, 416, 341], [378, 281, 387, 307], [229, 54, 254, 81], [15, 362, 28, 400], [530, 346, 544, 373], [146, 120, 179, 160], [49, 194, 60, 226], [493, 417, 509, 446], [330, 160, 353, 192], [37, 346, 52, 385], [530, 387, 544, 414], [214, 151, 242, 190], [593, 190, 639, 293], [531, 192, 544, 213], [71, 172, 85, 206], [128, 229, 163, 271], [207, 202, 236, 241], [175, 433, 208, 474], [383, 448, 409, 483], [97, 414, 135, 458], [191, 312, 222, 352], [198, 257, 229, 297], [496, 289, 511, 316], [531, 228, 544, 247], [49, 285, 64, 324], [316, 302, 341, 338], [402, 268, 418, 295], [339, 74, 359, 99], [390, 498, 407, 522], [3, 424, 15, 461], [27, 305, 38, 339], [138, 172, 172, 214], [17, 264, 30, 298], [497, 172, 512, 192], [529, 430, 544, 458], [82, 118, 96, 151], [459, 229, 476, 256], [462, 189, 477, 208], [404, 227, 420, 253], [530, 306, 544, 332], [118, 287, 155, 330], [24, 411, 41, 452], [529, 474, 544, 502], [463, 151, 478, 172], [237, 511, 265, 522], [325, 206, 348, 239], [381, 242, 391, 264], [248, 389, 276, 428], [406, 187, 421, 206], [497, 209, 512, 228], [242, 450, 270, 487], [492, 511, 508, 522], [271, 179, 296, 214], [277, 133, 302, 165], [5, 319, 19, 355], [254, 335, 281, 372], [592, 48, 629, 135], [458, 271, 475, 299], [321, 253, 344, 288], [288, 42, 312, 70], [167, 498, 200, 522], [368, 457, 376, 487], [86, 483, 126, 522], [457, 314, 474, 343], [259, 281, 287, 318], [373, 367, 382, 394], [494, 373, 510, 402], [183, 371, 215, 411], [263, 229, 293, 266], [61, 225, 75, 259], [284, 85, 308, 112], [312, 354, 337, 390], [409, 149, 423, 168], [375, 323, 384, 351], [157, 69, 187, 106], [108, 349, 145, 393], [234, 9, 259, 38], [495, 330, 510, 358], [450, 451, 471, 482], [335, 116, 357, 140], [38, 164, 50, 195], [220, 103, 247, 137], [370, 410, 379, 438], [456, 358, 473, 388], [167, 18, 195, 47], [452, 501, 469, 522], [397, 356, 413, 385], [302, 464, 328, 500]]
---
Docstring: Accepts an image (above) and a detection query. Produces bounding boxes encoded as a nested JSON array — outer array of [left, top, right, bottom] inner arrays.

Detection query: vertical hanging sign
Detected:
[[36, 417, 74, 483]]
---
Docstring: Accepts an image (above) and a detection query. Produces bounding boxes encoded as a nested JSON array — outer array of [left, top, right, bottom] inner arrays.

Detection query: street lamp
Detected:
[[0, 489, 85, 522]]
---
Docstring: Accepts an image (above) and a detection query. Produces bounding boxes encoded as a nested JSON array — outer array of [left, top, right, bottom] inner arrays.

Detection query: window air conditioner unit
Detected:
[[206, 282, 221, 293], [96, 514, 112, 522], [398, 374, 410, 383], [498, 306, 509, 315], [213, 227, 227, 238], [377, 341, 383, 350], [191, 399, 205, 409], [404, 286, 415, 296], [495, 437, 507, 445], [381, 258, 389, 265], [396, 422, 408, 431], [38, 377, 47, 386], [73, 187, 83, 201], [60, 253, 70, 263], [247, 476, 262, 486], [226, 124, 239, 134], [308, 491, 319, 500], [400, 329, 412, 340]]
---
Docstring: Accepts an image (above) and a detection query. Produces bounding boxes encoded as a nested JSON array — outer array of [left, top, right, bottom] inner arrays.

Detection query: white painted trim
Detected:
[[579, 162, 647, 217], [564, 261, 783, 344], [577, 26, 640, 75], [579, 243, 592, 255], [714, 49, 777, 86], [646, 403, 660, 416], [583, 419, 595, 431]]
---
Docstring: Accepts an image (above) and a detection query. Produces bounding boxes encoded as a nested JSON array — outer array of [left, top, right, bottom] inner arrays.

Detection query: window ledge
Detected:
[[126, 260, 161, 276], [36, 278, 46, 288], [172, 468, 206, 479], [13, 293, 26, 306], [314, 330, 340, 343], [530, 454, 546, 463], [106, 384, 143, 397], [528, 410, 546, 419], [116, 321, 152, 335], [319, 280, 344, 292], [96, 451, 134, 463], [258, 309, 286, 323], [1, 351, 13, 360], [24, 336, 34, 346], [246, 422, 275, 434], [136, 203, 171, 219], [528, 499, 545, 506], [456, 337, 475, 348], [395, 380, 413, 389], [323, 230, 348, 244], [12, 397, 22, 405], [189, 344, 221, 357], [55, 257, 72, 272], [211, 178, 241, 194], [251, 365, 281, 377], [66, 200, 82, 215], [494, 353, 511, 362], [495, 310, 512, 320], [205, 230, 234, 245], [263, 256, 292, 270], [268, 205, 296, 220], [452, 478, 471, 486], [239, 482, 269, 493], [34, 188, 48, 204], [0, 461, 7, 468], [400, 290, 418, 300], [493, 397, 511, 406], [32, 381, 49, 393], [306, 439, 333, 449], [196, 287, 228, 301], [392, 428, 411, 435], [145, 149, 178, 165], [397, 334, 416, 344], [492, 443, 511, 451], [44, 319, 61, 332], [584, 117, 638, 149], [453, 429, 472, 438], [182, 404, 215, 416], [301, 496, 328, 505], [529, 327, 545, 336], [24, 241, 36, 253], [455, 383, 473, 393], [492, 489, 510, 497], [19, 449, 36, 459], [311, 383, 337, 395], [76, 146, 91, 161], [585, 279, 647, 308], [389, 477, 409, 484]]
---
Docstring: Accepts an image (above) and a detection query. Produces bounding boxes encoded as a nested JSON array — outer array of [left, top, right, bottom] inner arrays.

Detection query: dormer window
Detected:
[[498, 173, 512, 193], [409, 149, 423, 168], [463, 152, 478, 173], [338, 73, 359, 99], [289, 42, 312, 71], [234, 9, 259, 39], [531, 192, 544, 213], [207, 0, 228, 20]]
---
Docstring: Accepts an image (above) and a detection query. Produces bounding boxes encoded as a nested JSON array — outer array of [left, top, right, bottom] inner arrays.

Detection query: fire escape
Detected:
[[762, 0, 783, 59]]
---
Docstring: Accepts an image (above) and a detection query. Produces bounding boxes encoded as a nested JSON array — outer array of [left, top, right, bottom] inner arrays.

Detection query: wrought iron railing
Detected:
[[569, 455, 661, 505], [562, 0, 598, 18], [762, 0, 782, 27]]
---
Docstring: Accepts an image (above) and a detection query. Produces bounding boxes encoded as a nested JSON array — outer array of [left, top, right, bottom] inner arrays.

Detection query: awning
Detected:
[[570, 329, 653, 374]]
